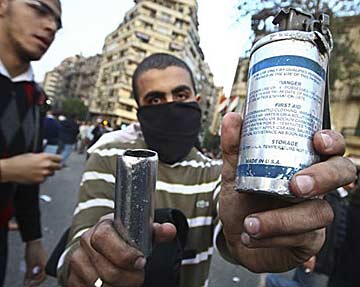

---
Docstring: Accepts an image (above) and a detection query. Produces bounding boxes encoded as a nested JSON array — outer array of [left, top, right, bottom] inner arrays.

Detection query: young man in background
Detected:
[[0, 0, 62, 285]]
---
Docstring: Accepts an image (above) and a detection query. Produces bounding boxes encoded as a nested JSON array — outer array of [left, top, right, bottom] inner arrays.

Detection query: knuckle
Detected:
[[325, 161, 340, 182], [115, 249, 134, 266], [260, 210, 291, 236], [275, 213, 292, 234], [91, 221, 112, 246], [344, 158, 357, 178], [79, 231, 91, 249], [45, 160, 52, 169], [310, 200, 334, 228], [325, 157, 356, 187]]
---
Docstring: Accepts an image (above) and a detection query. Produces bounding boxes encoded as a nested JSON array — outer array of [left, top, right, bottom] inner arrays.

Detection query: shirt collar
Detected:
[[0, 58, 34, 82]]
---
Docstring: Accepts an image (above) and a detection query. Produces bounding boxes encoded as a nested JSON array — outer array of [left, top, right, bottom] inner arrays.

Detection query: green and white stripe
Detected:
[[57, 128, 222, 287]]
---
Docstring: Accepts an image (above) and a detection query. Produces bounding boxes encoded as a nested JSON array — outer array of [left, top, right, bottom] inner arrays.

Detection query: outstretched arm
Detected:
[[218, 112, 356, 273]]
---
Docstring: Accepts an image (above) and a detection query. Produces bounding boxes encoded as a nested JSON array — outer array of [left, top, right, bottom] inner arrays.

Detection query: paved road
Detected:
[[5, 153, 265, 287]]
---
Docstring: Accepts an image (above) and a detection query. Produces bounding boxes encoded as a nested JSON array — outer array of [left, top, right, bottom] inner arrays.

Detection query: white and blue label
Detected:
[[238, 40, 328, 182]]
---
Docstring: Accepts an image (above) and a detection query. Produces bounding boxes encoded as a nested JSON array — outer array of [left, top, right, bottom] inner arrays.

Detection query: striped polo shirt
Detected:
[[57, 124, 222, 287]]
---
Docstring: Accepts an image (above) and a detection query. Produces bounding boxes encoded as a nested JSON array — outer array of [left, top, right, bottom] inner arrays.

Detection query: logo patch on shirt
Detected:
[[196, 200, 210, 209]]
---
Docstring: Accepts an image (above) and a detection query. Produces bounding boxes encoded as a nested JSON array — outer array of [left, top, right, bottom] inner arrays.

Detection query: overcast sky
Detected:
[[33, 0, 253, 96]]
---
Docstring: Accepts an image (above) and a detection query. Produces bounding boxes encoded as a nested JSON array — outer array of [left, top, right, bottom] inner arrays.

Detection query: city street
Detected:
[[5, 153, 263, 287]]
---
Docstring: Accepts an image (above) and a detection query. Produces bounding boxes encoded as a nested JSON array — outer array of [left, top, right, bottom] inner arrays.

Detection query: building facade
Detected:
[[228, 57, 249, 114], [42, 54, 101, 110], [209, 87, 226, 136], [42, 69, 62, 106], [330, 15, 360, 160], [89, 0, 218, 131]]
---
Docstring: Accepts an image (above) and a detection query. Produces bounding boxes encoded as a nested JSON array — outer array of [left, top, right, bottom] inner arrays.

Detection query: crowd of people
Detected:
[[43, 110, 115, 166], [0, 1, 358, 287]]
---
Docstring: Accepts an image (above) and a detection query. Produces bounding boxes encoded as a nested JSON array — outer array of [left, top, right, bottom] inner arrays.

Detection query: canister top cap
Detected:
[[273, 8, 313, 31], [272, 7, 332, 51]]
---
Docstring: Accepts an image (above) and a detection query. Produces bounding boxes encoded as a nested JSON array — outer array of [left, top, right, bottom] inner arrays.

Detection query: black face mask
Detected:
[[137, 102, 201, 164]]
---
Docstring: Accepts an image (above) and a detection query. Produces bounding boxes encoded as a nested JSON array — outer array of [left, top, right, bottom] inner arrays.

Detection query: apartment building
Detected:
[[330, 14, 360, 159], [89, 0, 218, 130], [43, 69, 61, 106], [42, 54, 101, 109], [228, 57, 249, 114]]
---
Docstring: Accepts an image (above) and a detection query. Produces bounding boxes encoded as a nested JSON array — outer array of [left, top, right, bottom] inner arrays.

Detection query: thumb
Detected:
[[221, 113, 242, 184]]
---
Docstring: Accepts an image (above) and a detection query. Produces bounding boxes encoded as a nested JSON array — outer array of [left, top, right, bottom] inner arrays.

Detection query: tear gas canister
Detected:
[[236, 8, 333, 199]]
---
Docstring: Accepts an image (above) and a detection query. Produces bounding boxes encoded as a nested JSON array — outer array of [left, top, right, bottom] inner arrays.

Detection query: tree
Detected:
[[237, 0, 360, 96], [202, 129, 221, 155], [238, 0, 360, 32], [329, 15, 360, 94], [62, 98, 89, 120]]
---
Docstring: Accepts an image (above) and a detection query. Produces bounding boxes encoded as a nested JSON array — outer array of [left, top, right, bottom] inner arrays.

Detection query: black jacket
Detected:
[[0, 74, 46, 242]]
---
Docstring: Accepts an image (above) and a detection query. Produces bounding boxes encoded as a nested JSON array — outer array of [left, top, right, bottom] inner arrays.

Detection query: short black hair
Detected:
[[132, 53, 197, 105]]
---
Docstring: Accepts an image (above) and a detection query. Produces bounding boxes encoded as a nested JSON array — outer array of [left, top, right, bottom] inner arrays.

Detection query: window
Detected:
[[134, 47, 146, 58], [143, 21, 153, 30], [159, 12, 172, 24], [169, 42, 183, 51], [128, 60, 138, 68], [105, 43, 117, 53], [135, 31, 150, 43], [190, 47, 196, 59], [119, 103, 133, 112], [172, 31, 184, 41], [107, 102, 114, 109], [101, 76, 108, 84], [175, 19, 184, 28], [157, 26, 168, 35], [144, 6, 156, 18]]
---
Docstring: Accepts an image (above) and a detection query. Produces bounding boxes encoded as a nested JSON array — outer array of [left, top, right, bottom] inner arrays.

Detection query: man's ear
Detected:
[[196, 95, 201, 103]]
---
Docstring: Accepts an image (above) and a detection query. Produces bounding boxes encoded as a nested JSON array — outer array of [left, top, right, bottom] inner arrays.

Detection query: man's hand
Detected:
[[0, 153, 62, 184], [24, 239, 47, 287], [219, 113, 357, 273], [67, 214, 176, 287]]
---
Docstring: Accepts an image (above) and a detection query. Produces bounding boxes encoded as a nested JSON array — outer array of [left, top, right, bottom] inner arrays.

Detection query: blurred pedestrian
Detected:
[[57, 114, 79, 167], [88, 121, 106, 149], [0, 0, 62, 286], [328, 170, 360, 287], [43, 108, 60, 154], [78, 122, 91, 154]]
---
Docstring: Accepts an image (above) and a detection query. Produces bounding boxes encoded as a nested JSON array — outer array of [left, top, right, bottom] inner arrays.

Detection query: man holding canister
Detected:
[[57, 53, 356, 287]]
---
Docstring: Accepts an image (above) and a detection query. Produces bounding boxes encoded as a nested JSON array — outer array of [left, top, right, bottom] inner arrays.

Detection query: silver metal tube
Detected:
[[235, 8, 332, 199], [114, 149, 158, 257]]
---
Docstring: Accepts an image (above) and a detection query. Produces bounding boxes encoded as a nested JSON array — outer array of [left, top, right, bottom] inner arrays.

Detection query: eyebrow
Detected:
[[171, 85, 192, 94], [38, 0, 63, 29]]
